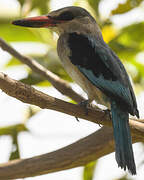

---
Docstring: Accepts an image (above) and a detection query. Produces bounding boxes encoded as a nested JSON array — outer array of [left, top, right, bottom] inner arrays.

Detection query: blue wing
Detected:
[[67, 32, 138, 116]]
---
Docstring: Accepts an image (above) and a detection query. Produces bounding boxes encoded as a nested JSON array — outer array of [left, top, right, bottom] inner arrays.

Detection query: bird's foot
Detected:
[[75, 100, 92, 121], [97, 109, 111, 127], [79, 100, 90, 115]]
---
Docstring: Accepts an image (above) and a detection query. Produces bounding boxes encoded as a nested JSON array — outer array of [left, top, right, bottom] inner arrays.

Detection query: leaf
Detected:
[[37, 80, 52, 86], [31, 0, 50, 14], [117, 175, 129, 180], [83, 161, 97, 180], [112, 0, 143, 15], [131, 60, 144, 82], [30, 28, 56, 47], [118, 22, 144, 47], [20, 72, 49, 85], [5, 57, 22, 67], [24, 106, 41, 123], [17, 0, 50, 14], [17, 0, 25, 6], [0, 124, 27, 160], [9, 133, 20, 160], [68, 99, 77, 104], [20, 69, 71, 86], [31, 51, 72, 83], [13, 48, 72, 86], [87, 0, 101, 16], [0, 24, 42, 42], [0, 124, 27, 136], [108, 22, 144, 61], [109, 41, 139, 61], [27, 106, 40, 118], [102, 25, 117, 43]]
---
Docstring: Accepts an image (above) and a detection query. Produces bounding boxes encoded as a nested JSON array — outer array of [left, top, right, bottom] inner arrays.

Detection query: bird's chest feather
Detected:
[[57, 34, 110, 107]]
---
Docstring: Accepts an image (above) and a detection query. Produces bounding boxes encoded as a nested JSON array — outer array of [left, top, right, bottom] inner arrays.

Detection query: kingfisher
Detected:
[[12, 6, 139, 174]]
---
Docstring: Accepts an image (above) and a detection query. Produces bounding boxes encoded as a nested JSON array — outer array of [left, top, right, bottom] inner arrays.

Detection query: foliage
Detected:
[[111, 0, 143, 15], [0, 0, 144, 179], [83, 161, 97, 180]]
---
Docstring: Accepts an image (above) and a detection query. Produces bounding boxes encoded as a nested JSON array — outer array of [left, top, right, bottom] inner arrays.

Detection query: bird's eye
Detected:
[[56, 11, 74, 21]]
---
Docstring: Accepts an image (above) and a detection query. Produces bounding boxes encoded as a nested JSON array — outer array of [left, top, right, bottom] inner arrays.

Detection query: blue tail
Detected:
[[111, 101, 136, 175]]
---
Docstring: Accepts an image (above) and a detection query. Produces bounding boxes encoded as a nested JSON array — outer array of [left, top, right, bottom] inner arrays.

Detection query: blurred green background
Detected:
[[0, 0, 144, 179]]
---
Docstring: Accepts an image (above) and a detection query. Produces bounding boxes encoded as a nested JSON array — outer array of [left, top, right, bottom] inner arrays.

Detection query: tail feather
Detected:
[[111, 101, 136, 175]]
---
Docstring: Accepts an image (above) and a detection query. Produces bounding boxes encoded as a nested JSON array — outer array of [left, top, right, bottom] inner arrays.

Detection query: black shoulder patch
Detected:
[[67, 32, 117, 81]]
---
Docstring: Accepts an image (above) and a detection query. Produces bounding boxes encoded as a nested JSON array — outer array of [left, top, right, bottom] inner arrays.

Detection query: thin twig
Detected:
[[0, 38, 84, 103]]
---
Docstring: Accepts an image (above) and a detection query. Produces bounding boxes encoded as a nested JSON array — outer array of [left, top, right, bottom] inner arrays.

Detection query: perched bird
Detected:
[[12, 6, 139, 174]]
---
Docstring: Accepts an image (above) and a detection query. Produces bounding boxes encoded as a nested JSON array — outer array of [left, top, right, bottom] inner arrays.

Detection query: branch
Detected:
[[0, 73, 143, 179], [0, 72, 143, 135], [0, 38, 84, 103], [0, 127, 115, 179], [0, 126, 143, 180]]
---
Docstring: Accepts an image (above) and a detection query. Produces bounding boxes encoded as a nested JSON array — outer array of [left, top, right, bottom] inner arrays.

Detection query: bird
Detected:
[[12, 6, 139, 174]]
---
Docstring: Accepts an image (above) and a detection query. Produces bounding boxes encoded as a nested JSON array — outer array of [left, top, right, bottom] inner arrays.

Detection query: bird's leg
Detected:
[[79, 99, 91, 115], [74, 99, 91, 122]]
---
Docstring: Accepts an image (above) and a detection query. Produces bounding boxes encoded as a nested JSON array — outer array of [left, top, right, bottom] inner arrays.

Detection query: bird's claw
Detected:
[[75, 100, 90, 121], [97, 109, 111, 127], [75, 116, 80, 122]]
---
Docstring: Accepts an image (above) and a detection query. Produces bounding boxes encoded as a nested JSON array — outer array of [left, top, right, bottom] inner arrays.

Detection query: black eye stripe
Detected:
[[55, 11, 74, 21]]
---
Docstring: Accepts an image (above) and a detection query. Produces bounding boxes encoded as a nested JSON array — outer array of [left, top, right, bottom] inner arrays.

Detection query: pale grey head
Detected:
[[12, 6, 101, 36]]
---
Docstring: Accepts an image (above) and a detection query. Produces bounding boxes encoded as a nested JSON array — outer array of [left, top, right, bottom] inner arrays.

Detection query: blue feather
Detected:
[[111, 101, 136, 174], [77, 66, 132, 105]]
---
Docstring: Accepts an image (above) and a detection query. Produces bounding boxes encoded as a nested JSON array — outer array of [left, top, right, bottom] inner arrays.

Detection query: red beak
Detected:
[[12, 15, 58, 28]]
